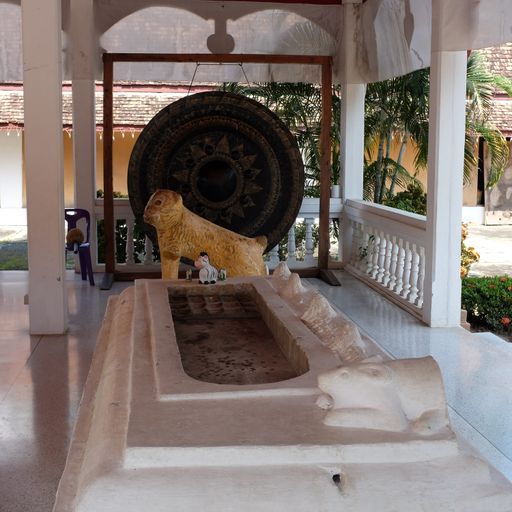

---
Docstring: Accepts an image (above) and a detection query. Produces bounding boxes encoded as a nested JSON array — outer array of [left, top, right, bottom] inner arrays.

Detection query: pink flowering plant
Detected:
[[462, 276, 512, 336]]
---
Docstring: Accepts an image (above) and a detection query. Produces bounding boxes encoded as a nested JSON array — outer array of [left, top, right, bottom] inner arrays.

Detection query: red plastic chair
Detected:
[[65, 208, 95, 286]]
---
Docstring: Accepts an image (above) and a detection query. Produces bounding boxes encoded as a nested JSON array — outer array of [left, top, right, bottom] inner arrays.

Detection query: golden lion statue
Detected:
[[143, 189, 267, 279]]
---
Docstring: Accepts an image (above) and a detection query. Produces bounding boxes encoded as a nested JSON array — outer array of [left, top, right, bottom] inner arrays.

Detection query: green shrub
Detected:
[[383, 184, 427, 215], [462, 276, 512, 332]]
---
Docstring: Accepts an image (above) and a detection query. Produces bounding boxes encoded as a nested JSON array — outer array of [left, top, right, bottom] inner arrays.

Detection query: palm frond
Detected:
[[493, 75, 512, 97], [472, 122, 510, 187]]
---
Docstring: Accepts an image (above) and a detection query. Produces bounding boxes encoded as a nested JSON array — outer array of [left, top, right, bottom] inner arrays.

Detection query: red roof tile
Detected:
[[0, 86, 193, 129]]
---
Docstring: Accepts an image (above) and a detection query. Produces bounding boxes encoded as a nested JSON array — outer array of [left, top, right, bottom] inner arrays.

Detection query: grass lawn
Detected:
[[0, 242, 28, 270], [0, 241, 75, 270]]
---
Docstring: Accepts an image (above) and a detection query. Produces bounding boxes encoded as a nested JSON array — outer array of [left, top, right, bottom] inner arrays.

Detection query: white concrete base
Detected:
[[462, 206, 485, 225], [53, 277, 512, 512], [77, 457, 512, 512], [0, 208, 27, 226], [125, 439, 459, 469]]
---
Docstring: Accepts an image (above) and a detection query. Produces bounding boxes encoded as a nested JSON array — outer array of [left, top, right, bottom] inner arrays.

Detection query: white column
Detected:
[[0, 131, 24, 208], [340, 84, 366, 201], [423, 50, 467, 327], [22, 0, 67, 334], [340, 2, 365, 266], [340, 86, 366, 265], [340, 0, 365, 203], [72, 80, 96, 210], [71, 0, 97, 261]]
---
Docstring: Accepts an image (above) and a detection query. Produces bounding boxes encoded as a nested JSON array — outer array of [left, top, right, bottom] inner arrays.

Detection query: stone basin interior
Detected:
[[169, 286, 308, 385]]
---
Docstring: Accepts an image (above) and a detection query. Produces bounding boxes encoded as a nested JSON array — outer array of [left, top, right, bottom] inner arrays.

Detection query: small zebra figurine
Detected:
[[194, 252, 218, 284]]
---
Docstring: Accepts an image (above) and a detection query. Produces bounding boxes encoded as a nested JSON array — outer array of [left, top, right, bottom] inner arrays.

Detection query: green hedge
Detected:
[[462, 276, 512, 331]]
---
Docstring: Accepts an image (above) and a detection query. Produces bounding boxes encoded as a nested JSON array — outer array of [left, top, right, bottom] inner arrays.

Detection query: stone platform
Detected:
[[53, 277, 512, 512]]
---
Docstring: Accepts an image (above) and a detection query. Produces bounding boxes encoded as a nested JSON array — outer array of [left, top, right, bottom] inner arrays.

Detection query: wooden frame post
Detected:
[[318, 58, 333, 270], [101, 54, 115, 289]]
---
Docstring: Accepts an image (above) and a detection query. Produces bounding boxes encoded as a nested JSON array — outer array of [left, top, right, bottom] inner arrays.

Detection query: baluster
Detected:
[[304, 218, 315, 266], [268, 245, 280, 268], [376, 230, 387, 283], [336, 217, 343, 262], [144, 235, 154, 265], [415, 246, 426, 308], [408, 244, 420, 304], [400, 241, 412, 300], [394, 239, 405, 294], [388, 236, 399, 291], [361, 227, 372, 273], [287, 223, 297, 264], [126, 218, 135, 265], [358, 226, 366, 272], [382, 233, 393, 287], [113, 219, 118, 263], [370, 229, 381, 279], [350, 220, 361, 266]]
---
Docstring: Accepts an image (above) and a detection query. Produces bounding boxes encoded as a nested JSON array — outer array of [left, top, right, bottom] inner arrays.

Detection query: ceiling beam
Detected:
[[201, 0, 366, 4], [202, 0, 344, 4]]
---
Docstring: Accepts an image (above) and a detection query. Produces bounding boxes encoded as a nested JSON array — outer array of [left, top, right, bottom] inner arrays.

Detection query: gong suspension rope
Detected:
[[187, 62, 250, 95]]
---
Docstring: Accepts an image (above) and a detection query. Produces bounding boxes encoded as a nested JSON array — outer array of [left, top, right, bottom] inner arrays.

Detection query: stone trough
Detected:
[[53, 271, 512, 512]]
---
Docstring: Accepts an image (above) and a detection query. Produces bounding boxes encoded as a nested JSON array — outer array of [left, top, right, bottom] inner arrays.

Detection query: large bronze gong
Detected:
[[128, 92, 304, 250]]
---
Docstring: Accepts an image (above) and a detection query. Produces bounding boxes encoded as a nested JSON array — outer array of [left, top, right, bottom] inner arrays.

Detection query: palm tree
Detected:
[[364, 69, 429, 203], [364, 51, 512, 205], [223, 50, 512, 208], [465, 51, 512, 187]]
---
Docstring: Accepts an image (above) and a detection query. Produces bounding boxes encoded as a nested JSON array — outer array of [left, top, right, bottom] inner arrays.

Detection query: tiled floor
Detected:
[[0, 271, 130, 512], [1, 270, 511, 512]]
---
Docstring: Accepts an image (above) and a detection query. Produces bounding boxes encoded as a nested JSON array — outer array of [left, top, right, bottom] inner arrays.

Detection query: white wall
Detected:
[[0, 131, 23, 209]]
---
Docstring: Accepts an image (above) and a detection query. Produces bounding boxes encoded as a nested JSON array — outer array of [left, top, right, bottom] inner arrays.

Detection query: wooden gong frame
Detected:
[[101, 52, 334, 288]]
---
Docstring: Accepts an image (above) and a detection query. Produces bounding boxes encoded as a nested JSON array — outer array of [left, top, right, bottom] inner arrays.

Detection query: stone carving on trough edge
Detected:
[[272, 263, 373, 363], [316, 357, 451, 435]]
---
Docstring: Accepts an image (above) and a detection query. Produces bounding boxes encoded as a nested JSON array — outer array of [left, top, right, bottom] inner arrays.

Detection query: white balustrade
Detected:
[[93, 197, 343, 273], [91, 196, 427, 318], [92, 199, 160, 272], [343, 199, 427, 318]]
